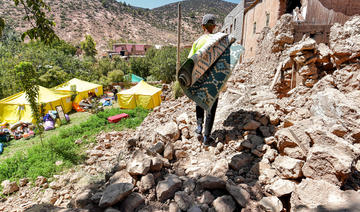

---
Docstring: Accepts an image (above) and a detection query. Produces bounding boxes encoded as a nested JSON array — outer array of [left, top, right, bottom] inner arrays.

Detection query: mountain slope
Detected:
[[0, 0, 237, 54]]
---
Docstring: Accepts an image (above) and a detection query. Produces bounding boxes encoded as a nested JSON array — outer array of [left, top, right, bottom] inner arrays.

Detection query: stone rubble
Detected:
[[1, 15, 360, 212]]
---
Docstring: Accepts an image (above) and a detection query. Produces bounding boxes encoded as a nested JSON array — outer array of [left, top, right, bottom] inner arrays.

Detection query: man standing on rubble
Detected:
[[188, 14, 218, 145]]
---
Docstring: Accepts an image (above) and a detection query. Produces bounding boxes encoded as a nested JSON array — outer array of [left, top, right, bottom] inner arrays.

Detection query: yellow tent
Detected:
[[55, 78, 103, 104], [118, 80, 162, 109], [0, 86, 72, 124]]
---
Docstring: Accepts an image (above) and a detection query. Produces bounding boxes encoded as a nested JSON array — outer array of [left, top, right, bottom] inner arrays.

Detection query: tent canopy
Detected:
[[55, 78, 103, 104], [0, 86, 72, 124], [117, 80, 162, 109], [55, 78, 102, 93]]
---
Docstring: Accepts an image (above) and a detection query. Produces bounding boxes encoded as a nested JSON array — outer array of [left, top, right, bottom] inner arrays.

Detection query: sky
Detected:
[[118, 0, 240, 9]]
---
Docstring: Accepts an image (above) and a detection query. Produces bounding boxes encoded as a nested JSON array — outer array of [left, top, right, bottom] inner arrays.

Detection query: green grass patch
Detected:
[[0, 107, 149, 184]]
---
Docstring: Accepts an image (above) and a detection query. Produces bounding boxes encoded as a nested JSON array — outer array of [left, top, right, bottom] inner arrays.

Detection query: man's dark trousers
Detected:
[[196, 98, 218, 137]]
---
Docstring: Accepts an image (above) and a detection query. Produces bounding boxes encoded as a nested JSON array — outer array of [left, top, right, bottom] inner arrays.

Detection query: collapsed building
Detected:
[[222, 0, 360, 59]]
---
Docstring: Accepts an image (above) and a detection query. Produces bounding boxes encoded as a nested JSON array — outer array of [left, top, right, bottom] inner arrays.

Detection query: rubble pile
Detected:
[[274, 16, 360, 95], [1, 16, 360, 212]]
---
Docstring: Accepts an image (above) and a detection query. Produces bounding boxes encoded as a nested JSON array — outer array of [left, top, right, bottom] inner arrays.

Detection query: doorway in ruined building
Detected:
[[285, 0, 302, 13]]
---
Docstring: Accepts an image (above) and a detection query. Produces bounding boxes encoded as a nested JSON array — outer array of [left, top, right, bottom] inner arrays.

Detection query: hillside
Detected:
[[0, 0, 237, 54]]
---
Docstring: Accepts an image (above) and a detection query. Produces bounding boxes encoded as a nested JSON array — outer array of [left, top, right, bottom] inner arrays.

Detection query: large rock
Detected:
[[119, 192, 145, 212], [41, 188, 58, 204], [126, 150, 152, 176], [258, 196, 283, 212], [273, 156, 304, 179], [302, 131, 357, 186], [156, 175, 182, 202], [1, 180, 19, 195], [229, 153, 253, 171], [243, 120, 261, 131], [226, 183, 250, 207], [109, 170, 134, 185], [213, 195, 236, 212], [274, 123, 312, 158], [74, 189, 92, 208], [164, 143, 174, 160], [198, 176, 226, 190], [288, 37, 316, 56], [267, 179, 296, 197], [156, 121, 180, 142], [140, 174, 155, 192], [99, 183, 133, 207], [174, 191, 192, 211], [290, 179, 360, 211], [330, 16, 360, 65]]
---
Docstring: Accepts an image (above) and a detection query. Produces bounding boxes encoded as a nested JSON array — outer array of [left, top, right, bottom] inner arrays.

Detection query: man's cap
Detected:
[[202, 14, 216, 25]]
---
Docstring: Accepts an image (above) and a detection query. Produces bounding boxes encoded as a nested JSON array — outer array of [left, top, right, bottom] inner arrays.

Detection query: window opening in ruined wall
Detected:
[[230, 24, 233, 33], [234, 19, 237, 30], [266, 12, 270, 27], [253, 22, 256, 34], [285, 0, 302, 14]]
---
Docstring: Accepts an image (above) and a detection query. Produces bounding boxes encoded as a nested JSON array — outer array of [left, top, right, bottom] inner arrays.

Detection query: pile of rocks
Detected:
[[274, 16, 360, 94]]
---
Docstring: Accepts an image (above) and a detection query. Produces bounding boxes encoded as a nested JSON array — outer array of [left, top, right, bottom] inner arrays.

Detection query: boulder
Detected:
[[35, 176, 47, 187], [19, 178, 29, 187], [258, 196, 283, 212], [126, 150, 152, 176], [99, 183, 133, 207], [198, 191, 214, 205], [273, 156, 304, 179], [119, 192, 145, 212], [156, 175, 182, 202], [302, 142, 355, 186], [109, 170, 134, 185], [169, 202, 181, 212], [243, 120, 261, 131], [164, 143, 174, 160], [156, 121, 180, 142], [140, 174, 155, 192], [288, 37, 316, 56], [188, 206, 202, 212], [226, 183, 251, 207], [150, 157, 164, 172], [290, 178, 360, 211], [150, 141, 165, 154], [74, 189, 92, 208], [41, 188, 57, 205], [174, 191, 192, 211], [267, 179, 296, 197], [213, 195, 236, 212], [330, 16, 360, 65], [1, 180, 19, 195], [198, 176, 226, 190], [229, 153, 253, 171]]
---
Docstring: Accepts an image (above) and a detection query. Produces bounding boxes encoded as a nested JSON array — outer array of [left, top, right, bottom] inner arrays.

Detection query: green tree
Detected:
[[148, 47, 190, 83], [0, 0, 58, 44], [80, 35, 97, 57], [15, 62, 44, 144], [107, 69, 124, 84], [129, 57, 150, 78]]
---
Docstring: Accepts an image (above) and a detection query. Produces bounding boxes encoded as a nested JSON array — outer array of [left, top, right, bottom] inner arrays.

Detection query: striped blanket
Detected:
[[179, 34, 245, 111]]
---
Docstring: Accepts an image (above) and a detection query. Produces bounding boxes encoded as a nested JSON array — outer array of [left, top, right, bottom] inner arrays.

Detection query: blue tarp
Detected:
[[131, 74, 144, 83]]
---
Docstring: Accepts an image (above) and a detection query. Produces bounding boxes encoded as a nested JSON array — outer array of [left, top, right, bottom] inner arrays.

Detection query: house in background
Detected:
[[223, 0, 360, 59], [107, 43, 153, 58]]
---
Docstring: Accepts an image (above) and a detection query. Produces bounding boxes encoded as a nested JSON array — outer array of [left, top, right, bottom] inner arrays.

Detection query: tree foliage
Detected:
[[80, 35, 97, 58], [14, 62, 44, 144], [0, 0, 58, 44]]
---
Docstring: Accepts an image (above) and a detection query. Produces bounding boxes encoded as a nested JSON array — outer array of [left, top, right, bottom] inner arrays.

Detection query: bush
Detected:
[[172, 81, 184, 99]]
